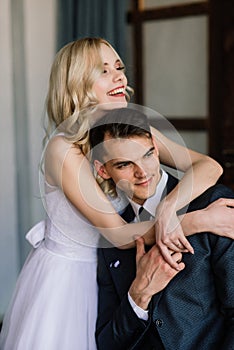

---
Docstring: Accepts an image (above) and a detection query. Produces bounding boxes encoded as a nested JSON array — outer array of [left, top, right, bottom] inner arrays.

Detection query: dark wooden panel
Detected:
[[209, 0, 234, 189], [129, 0, 234, 189], [167, 118, 207, 131], [131, 14, 144, 104], [128, 2, 209, 23], [149, 118, 207, 131]]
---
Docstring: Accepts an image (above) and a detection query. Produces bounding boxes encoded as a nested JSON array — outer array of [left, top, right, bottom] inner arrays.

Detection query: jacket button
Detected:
[[155, 319, 163, 327]]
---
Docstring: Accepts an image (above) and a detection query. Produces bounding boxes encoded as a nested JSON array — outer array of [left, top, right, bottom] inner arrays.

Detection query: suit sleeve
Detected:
[[95, 248, 149, 350], [190, 184, 234, 347], [211, 234, 234, 347], [209, 185, 234, 347]]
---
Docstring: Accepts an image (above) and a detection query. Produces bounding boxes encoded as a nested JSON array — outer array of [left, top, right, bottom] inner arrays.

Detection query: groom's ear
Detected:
[[94, 160, 111, 180]]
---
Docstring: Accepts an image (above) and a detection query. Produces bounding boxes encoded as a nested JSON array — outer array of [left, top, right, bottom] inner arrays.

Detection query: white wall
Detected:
[[0, 0, 18, 320], [24, 0, 56, 223], [0, 0, 56, 318]]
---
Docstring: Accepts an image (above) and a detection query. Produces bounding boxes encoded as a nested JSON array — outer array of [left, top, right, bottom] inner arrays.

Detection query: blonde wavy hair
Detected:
[[45, 37, 133, 155]]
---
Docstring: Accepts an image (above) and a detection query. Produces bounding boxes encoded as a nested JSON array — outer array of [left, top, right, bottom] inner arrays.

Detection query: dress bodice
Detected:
[[26, 181, 101, 262], [44, 182, 101, 260]]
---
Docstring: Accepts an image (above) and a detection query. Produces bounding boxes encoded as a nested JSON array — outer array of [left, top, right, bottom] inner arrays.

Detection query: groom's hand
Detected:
[[129, 237, 185, 310]]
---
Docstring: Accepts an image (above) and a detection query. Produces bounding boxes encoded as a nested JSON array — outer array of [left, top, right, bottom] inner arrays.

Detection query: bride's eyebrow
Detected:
[[103, 59, 122, 66]]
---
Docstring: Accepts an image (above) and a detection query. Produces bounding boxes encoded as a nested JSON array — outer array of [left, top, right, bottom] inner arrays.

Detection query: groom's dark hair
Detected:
[[89, 107, 152, 162]]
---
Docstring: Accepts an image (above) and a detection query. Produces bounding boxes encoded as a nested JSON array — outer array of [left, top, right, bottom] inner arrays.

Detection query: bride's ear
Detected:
[[94, 160, 111, 180]]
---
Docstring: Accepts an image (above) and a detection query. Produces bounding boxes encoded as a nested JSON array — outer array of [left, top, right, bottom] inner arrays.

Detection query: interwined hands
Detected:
[[154, 197, 234, 269], [129, 237, 185, 310], [154, 210, 194, 270]]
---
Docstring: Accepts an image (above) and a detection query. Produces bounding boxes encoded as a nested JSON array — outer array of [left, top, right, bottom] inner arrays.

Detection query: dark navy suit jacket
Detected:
[[96, 176, 234, 350]]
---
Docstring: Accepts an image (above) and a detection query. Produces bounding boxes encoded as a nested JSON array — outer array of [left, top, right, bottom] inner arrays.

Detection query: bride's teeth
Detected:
[[108, 88, 124, 96]]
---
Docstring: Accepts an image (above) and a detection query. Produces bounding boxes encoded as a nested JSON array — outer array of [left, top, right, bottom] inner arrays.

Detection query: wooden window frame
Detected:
[[127, 1, 209, 131]]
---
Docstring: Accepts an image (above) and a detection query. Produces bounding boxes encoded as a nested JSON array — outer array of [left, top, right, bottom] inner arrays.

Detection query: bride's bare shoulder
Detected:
[[45, 134, 83, 160], [44, 135, 84, 186]]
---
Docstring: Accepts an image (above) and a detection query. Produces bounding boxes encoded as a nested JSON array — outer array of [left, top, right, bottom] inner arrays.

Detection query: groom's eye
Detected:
[[144, 147, 155, 158]]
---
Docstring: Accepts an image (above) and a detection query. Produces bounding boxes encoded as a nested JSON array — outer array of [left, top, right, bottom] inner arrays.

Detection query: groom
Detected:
[[90, 108, 234, 350]]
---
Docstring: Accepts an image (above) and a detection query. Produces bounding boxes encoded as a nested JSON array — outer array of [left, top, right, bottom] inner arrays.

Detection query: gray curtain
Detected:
[[57, 0, 128, 61]]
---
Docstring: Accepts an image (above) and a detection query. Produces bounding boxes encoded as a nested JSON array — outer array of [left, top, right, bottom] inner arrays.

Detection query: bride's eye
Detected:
[[117, 66, 125, 71]]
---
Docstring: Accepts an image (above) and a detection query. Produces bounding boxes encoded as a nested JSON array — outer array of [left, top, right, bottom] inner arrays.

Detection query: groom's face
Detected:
[[95, 134, 161, 205]]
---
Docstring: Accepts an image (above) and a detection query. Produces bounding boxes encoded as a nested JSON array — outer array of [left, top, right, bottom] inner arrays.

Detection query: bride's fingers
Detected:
[[210, 198, 234, 208], [163, 235, 193, 254], [225, 199, 234, 208], [162, 241, 188, 253]]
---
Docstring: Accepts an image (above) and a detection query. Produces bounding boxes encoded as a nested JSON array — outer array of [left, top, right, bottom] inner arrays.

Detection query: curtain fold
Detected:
[[57, 0, 128, 60]]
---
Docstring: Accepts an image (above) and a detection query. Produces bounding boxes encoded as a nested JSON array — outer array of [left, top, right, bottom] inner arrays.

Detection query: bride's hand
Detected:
[[200, 198, 234, 238]]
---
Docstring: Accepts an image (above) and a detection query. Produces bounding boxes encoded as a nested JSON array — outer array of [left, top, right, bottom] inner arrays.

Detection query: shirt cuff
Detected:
[[128, 292, 149, 321]]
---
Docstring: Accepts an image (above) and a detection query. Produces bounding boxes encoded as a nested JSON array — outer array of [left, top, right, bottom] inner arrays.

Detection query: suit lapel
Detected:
[[103, 247, 137, 299]]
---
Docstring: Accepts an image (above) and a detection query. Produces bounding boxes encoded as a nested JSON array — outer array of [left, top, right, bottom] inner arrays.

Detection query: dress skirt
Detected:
[[0, 241, 98, 350]]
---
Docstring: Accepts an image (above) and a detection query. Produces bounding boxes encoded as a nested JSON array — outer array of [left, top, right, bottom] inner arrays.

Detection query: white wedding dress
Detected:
[[0, 181, 102, 350]]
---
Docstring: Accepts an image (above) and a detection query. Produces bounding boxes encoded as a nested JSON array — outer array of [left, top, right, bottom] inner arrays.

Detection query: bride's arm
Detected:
[[135, 199, 234, 247], [152, 127, 223, 209], [181, 198, 234, 239], [150, 127, 223, 260], [45, 136, 231, 269]]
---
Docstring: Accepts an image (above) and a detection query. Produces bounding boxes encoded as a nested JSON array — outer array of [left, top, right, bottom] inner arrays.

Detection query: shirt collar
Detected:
[[128, 169, 168, 218]]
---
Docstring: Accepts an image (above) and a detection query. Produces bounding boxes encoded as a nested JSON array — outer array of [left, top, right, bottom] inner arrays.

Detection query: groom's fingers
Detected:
[[158, 243, 184, 271], [135, 237, 146, 264]]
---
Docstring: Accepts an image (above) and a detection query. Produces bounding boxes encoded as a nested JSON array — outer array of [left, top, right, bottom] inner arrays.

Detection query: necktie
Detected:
[[138, 206, 152, 222], [121, 203, 136, 223]]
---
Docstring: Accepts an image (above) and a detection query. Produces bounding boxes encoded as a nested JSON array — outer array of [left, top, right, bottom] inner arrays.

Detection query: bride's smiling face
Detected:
[[92, 44, 128, 108]]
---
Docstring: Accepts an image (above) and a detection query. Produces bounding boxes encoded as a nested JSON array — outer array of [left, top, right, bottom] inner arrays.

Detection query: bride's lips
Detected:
[[107, 86, 125, 97]]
